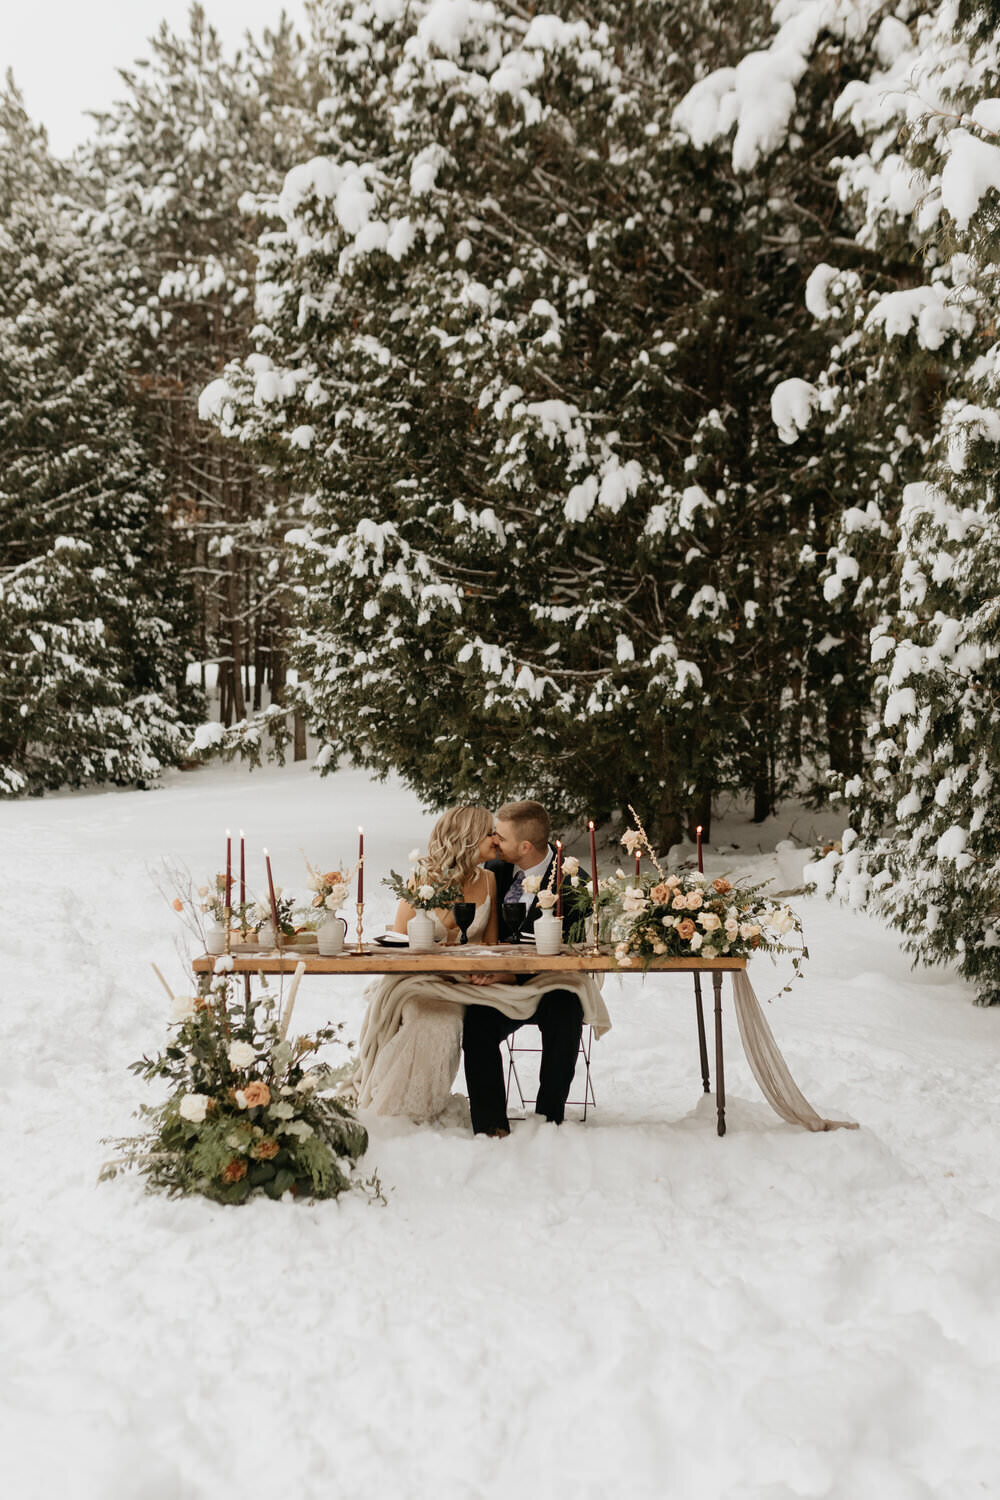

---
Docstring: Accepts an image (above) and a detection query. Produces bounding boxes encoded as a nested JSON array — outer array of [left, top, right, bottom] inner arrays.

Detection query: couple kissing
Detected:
[[353, 801, 611, 1136]]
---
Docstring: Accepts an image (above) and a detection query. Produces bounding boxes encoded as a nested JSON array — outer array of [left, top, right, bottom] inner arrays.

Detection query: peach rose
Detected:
[[713, 879, 732, 895], [650, 883, 671, 905], [323, 871, 344, 886], [676, 919, 697, 940], [684, 890, 704, 910], [252, 1138, 280, 1160], [671, 895, 688, 911], [221, 1158, 247, 1183], [242, 1081, 271, 1108]]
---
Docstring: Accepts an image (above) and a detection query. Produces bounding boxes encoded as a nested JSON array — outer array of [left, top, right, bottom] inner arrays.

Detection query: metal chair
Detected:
[[503, 1025, 596, 1120]]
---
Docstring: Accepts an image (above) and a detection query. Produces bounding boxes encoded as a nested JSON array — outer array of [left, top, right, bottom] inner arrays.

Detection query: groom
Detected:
[[462, 800, 585, 1137]]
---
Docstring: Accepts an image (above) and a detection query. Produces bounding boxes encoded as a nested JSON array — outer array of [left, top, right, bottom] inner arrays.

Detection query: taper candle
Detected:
[[358, 826, 364, 904], [635, 852, 641, 879], [264, 848, 280, 935], [239, 829, 246, 908], [696, 825, 704, 874], [225, 829, 232, 911], [555, 839, 563, 918], [589, 820, 599, 925]]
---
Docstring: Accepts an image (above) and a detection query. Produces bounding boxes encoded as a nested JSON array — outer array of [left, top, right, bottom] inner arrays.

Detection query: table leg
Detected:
[[693, 973, 710, 1093], [713, 971, 726, 1137]]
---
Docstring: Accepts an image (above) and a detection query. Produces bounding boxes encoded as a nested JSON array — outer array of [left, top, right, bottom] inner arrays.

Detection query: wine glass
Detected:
[[501, 900, 528, 945], [452, 902, 476, 945]]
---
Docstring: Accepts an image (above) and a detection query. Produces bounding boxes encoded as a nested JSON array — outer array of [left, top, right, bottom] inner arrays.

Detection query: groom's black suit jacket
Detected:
[[487, 845, 588, 943]]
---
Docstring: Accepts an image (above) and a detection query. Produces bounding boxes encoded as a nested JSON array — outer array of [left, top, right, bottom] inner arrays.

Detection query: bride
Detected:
[[354, 805, 500, 1121]]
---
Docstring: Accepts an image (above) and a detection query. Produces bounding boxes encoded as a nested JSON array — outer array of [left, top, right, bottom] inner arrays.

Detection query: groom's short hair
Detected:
[[497, 799, 550, 850]]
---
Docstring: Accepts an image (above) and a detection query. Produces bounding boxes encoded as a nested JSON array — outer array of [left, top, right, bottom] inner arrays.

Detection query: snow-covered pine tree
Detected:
[[82, 4, 320, 730], [203, 0, 870, 843], [758, 0, 1000, 1000], [0, 83, 195, 796]]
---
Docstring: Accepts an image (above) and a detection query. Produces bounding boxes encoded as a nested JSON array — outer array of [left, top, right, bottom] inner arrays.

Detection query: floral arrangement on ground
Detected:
[[101, 964, 377, 1205]]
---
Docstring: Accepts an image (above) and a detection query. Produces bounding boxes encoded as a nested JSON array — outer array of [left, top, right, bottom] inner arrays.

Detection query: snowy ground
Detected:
[[2, 760, 1000, 1500]]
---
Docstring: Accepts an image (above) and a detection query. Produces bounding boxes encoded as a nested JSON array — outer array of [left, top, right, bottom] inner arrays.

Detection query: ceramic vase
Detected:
[[317, 914, 348, 956], [407, 911, 436, 952], [534, 910, 563, 956]]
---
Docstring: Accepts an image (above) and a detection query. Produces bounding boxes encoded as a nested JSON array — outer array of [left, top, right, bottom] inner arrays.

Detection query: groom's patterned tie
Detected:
[[505, 868, 527, 906]]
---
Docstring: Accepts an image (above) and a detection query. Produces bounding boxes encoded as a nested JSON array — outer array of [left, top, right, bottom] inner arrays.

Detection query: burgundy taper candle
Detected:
[[589, 820, 599, 921], [696, 825, 704, 874], [264, 848, 280, 934], [635, 852, 641, 879], [358, 826, 364, 904], [239, 829, 246, 908], [555, 839, 563, 918], [225, 829, 232, 911]]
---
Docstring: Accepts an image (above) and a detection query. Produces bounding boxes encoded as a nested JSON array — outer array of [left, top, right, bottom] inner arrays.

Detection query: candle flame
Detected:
[[226, 827, 231, 837], [263, 847, 269, 857], [556, 839, 562, 849], [588, 820, 595, 830], [696, 825, 703, 836], [239, 828, 245, 838]]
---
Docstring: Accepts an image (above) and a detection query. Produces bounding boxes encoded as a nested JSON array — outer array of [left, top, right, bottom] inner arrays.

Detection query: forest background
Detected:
[[3, 0, 1000, 1001]]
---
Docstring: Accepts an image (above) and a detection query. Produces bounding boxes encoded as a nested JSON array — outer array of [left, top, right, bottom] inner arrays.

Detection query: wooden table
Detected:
[[192, 945, 747, 1135]]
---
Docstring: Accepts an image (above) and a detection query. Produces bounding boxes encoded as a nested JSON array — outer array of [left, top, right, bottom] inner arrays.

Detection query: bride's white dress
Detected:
[[356, 895, 492, 1122]]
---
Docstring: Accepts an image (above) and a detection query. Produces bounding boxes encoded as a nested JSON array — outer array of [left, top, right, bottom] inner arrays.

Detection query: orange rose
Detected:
[[323, 871, 343, 886], [242, 1081, 271, 1108], [676, 919, 697, 940], [713, 878, 732, 895], [650, 883, 671, 904], [221, 1158, 247, 1183], [252, 1138, 280, 1160]]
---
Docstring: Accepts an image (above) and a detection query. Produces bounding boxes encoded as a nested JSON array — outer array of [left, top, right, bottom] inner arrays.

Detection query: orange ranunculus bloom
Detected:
[[221, 1158, 247, 1183], [242, 1081, 271, 1108], [713, 878, 732, 895], [676, 919, 697, 940], [252, 1138, 280, 1160], [172, 897, 184, 912], [323, 871, 343, 886], [650, 883, 671, 905]]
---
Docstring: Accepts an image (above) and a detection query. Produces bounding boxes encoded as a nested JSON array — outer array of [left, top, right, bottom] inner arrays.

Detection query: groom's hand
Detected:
[[468, 971, 503, 985]]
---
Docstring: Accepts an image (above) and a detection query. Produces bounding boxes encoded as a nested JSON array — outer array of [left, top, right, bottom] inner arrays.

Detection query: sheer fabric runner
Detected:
[[732, 968, 858, 1131]]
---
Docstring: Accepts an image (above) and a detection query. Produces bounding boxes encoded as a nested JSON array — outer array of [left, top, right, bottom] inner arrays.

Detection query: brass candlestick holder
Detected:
[[589, 907, 602, 957], [224, 906, 232, 956], [355, 901, 365, 954]]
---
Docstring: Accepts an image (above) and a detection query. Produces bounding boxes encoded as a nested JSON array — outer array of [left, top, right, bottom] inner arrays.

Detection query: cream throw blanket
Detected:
[[353, 971, 611, 1111]]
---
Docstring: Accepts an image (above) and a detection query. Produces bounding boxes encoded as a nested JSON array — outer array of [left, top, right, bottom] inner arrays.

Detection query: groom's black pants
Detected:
[[462, 989, 584, 1134]]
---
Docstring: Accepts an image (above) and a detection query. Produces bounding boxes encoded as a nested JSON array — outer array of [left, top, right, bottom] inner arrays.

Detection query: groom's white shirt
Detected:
[[517, 849, 554, 886]]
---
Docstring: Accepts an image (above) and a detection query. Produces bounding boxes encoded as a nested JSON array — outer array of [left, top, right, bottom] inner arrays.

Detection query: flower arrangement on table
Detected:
[[608, 810, 805, 976], [245, 889, 297, 937], [101, 967, 376, 1206], [304, 860, 354, 916], [383, 852, 464, 910]]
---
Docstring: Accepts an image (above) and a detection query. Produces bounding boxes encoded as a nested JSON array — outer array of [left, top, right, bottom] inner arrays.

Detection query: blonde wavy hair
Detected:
[[426, 805, 494, 886]]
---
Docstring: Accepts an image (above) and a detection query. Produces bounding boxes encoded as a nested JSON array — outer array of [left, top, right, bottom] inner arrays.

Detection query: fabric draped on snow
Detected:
[[731, 968, 858, 1131]]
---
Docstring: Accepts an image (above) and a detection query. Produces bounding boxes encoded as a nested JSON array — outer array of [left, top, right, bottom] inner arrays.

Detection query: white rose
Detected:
[[271, 1101, 295, 1120], [690, 872, 708, 886], [417, 883, 435, 901], [178, 1093, 210, 1123], [739, 922, 761, 940], [227, 1040, 256, 1069], [689, 931, 704, 951], [171, 993, 198, 1022], [570, 875, 580, 887], [562, 856, 580, 876], [306, 874, 324, 892], [536, 890, 557, 910], [768, 909, 796, 934], [523, 875, 541, 894], [661, 915, 676, 928], [296, 1074, 318, 1093], [235, 1090, 248, 1110], [282, 1119, 315, 1138], [699, 912, 722, 932], [324, 892, 341, 910]]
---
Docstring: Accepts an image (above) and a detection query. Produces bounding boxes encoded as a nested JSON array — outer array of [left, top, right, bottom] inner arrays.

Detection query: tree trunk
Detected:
[[293, 709, 307, 761]]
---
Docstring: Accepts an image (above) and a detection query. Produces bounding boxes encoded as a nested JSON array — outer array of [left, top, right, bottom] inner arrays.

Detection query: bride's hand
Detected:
[[468, 971, 503, 985]]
